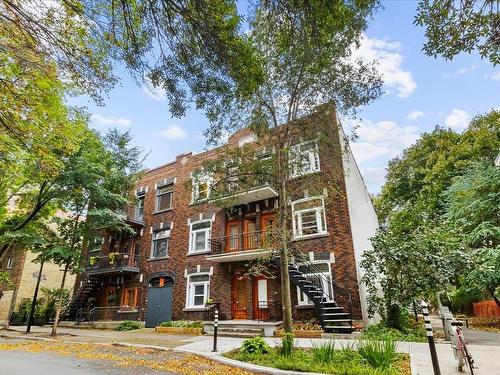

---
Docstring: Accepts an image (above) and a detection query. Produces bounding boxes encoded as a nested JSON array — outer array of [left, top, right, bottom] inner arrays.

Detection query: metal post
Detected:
[[212, 306, 218, 352], [27, 261, 44, 333], [421, 301, 441, 375]]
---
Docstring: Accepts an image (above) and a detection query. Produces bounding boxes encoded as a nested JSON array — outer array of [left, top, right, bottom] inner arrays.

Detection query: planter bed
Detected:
[[155, 326, 203, 335], [274, 329, 323, 338]]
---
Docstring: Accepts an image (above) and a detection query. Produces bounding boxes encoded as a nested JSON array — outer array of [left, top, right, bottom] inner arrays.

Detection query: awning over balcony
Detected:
[[211, 185, 278, 205], [206, 248, 273, 263]]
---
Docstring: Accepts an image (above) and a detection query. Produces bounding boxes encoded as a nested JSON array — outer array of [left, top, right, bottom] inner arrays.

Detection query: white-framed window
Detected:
[[297, 262, 333, 305], [156, 185, 173, 212], [186, 273, 210, 307], [292, 196, 327, 238], [289, 140, 320, 178], [189, 220, 211, 253], [135, 194, 145, 220], [89, 236, 103, 255], [191, 173, 211, 202], [151, 229, 170, 259], [6, 257, 13, 269]]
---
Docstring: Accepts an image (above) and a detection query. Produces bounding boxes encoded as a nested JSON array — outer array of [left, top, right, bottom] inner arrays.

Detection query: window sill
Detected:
[[183, 307, 210, 312], [153, 208, 173, 215], [186, 250, 211, 257], [189, 199, 209, 206], [289, 170, 321, 180], [292, 232, 329, 242], [295, 304, 315, 310], [147, 256, 169, 262]]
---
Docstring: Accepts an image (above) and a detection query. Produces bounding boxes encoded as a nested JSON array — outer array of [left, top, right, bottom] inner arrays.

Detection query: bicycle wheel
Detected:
[[462, 342, 474, 375]]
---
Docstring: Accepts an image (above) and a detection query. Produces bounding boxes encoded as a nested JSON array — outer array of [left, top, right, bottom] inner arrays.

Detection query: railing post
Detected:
[[212, 306, 218, 352], [421, 301, 441, 375]]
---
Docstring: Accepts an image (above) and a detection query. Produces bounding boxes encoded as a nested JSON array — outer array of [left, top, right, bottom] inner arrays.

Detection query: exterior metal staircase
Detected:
[[277, 256, 354, 333], [62, 275, 99, 321]]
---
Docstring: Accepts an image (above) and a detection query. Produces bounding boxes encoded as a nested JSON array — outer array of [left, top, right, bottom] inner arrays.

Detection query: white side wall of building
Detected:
[[338, 125, 381, 325]]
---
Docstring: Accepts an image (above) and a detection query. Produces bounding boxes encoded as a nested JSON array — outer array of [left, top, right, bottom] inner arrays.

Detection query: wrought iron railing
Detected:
[[86, 254, 140, 272], [210, 231, 270, 254], [256, 300, 282, 322], [88, 306, 139, 322]]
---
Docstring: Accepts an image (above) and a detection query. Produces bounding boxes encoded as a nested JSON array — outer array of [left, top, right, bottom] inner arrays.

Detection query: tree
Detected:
[[195, 1, 382, 335], [444, 161, 500, 306], [415, 0, 500, 65]]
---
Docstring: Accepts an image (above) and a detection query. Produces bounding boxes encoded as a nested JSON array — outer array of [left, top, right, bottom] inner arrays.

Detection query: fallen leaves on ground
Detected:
[[468, 317, 500, 333], [0, 341, 253, 375]]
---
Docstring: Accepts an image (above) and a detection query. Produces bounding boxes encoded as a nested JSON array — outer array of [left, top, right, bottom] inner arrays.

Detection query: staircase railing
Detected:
[[88, 306, 139, 322]]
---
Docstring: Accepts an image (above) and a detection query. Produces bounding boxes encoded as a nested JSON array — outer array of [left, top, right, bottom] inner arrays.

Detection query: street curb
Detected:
[[0, 334, 57, 342], [111, 341, 170, 351]]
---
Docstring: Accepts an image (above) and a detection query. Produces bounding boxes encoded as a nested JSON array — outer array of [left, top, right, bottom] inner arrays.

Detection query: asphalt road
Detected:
[[0, 350, 175, 375]]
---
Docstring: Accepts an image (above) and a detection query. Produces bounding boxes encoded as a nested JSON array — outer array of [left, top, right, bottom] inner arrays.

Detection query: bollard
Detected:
[[421, 301, 441, 375], [212, 307, 218, 352]]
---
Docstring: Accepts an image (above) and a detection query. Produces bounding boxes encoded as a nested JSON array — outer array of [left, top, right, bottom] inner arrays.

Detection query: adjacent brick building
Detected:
[[67, 107, 379, 332]]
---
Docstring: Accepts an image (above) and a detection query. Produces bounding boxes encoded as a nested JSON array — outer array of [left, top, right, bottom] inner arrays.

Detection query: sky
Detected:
[[72, 1, 500, 194]]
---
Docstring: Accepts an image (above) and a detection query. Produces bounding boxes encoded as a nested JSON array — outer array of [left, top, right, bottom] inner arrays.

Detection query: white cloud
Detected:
[[351, 34, 416, 97], [360, 167, 387, 187], [160, 125, 187, 140], [407, 110, 424, 121], [142, 77, 166, 101], [445, 109, 471, 131], [91, 113, 131, 127], [350, 142, 391, 163], [444, 64, 478, 79]]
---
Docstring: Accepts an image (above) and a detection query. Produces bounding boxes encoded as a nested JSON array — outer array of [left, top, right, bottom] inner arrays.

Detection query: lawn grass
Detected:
[[224, 345, 410, 375], [360, 322, 427, 342]]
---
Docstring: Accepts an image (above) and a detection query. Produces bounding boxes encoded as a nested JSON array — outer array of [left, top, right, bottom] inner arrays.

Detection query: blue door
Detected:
[[145, 277, 173, 328]]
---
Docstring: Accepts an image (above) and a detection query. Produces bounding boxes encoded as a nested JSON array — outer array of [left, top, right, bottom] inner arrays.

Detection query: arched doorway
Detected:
[[145, 274, 174, 328]]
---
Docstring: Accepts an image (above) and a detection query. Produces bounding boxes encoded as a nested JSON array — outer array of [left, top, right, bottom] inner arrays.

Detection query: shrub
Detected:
[[281, 332, 294, 357], [240, 336, 270, 355], [115, 320, 142, 331], [311, 339, 336, 363], [361, 322, 426, 342], [159, 320, 202, 328], [358, 339, 397, 370]]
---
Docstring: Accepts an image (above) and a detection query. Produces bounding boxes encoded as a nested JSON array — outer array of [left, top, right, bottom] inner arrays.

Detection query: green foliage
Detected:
[[114, 320, 142, 331], [415, 0, 499, 65], [444, 285, 486, 315], [281, 332, 294, 358], [159, 320, 203, 328], [311, 340, 336, 364], [361, 322, 426, 343], [358, 339, 398, 370], [41, 287, 70, 319], [240, 336, 271, 355], [0, 271, 11, 286]]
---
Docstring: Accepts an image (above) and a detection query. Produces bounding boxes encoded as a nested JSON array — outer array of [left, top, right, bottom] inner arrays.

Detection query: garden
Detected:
[[225, 335, 410, 375]]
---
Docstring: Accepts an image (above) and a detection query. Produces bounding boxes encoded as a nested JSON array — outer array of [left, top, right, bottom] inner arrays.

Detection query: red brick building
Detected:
[[66, 108, 379, 334]]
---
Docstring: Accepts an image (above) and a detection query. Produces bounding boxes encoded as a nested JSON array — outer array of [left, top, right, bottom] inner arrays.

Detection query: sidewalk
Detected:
[[2, 325, 500, 375]]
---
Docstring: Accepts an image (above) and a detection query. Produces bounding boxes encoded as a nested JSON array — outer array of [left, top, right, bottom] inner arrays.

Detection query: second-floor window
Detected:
[[89, 236, 103, 255], [135, 195, 145, 220], [189, 220, 211, 253], [292, 196, 327, 238], [192, 173, 211, 202], [289, 140, 320, 178], [156, 185, 173, 212], [151, 229, 170, 259]]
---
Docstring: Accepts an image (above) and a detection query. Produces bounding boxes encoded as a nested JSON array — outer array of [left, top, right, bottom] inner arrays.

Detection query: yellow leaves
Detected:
[[0, 342, 253, 375]]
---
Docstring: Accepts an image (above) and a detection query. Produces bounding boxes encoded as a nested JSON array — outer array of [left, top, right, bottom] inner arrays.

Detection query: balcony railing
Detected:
[[210, 231, 272, 254], [86, 254, 140, 274]]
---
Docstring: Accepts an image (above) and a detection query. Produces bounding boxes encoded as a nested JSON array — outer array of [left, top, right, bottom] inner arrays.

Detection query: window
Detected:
[[289, 140, 320, 178], [156, 185, 173, 212], [292, 196, 327, 238], [89, 236, 103, 255], [6, 257, 13, 269], [151, 229, 170, 259], [135, 195, 145, 220], [189, 220, 211, 253], [192, 173, 211, 202], [121, 288, 138, 307], [297, 262, 333, 305], [186, 273, 210, 307]]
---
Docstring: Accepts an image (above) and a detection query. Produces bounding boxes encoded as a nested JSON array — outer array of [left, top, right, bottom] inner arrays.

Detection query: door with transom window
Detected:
[[232, 270, 248, 319]]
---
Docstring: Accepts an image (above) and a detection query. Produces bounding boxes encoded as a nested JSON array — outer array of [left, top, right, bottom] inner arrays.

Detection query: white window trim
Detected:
[[135, 195, 145, 219], [297, 262, 333, 306], [289, 140, 320, 178], [6, 257, 13, 269], [191, 173, 212, 203], [291, 196, 328, 239], [150, 229, 170, 259], [155, 185, 173, 212], [185, 273, 210, 308], [188, 220, 212, 254]]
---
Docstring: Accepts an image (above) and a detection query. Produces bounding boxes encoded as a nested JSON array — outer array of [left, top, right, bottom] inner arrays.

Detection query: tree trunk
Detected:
[[51, 263, 69, 337], [488, 287, 500, 308], [26, 261, 44, 333]]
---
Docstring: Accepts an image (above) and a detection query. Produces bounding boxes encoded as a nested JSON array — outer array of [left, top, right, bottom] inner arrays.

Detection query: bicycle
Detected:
[[450, 320, 475, 374]]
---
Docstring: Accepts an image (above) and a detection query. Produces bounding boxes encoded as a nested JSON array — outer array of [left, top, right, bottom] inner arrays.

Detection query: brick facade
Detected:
[[81, 108, 368, 325]]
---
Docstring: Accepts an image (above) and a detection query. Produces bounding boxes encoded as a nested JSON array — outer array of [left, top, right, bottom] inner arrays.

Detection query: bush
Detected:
[[358, 339, 397, 370], [240, 336, 270, 355], [159, 320, 202, 328], [115, 320, 142, 331], [361, 322, 426, 342]]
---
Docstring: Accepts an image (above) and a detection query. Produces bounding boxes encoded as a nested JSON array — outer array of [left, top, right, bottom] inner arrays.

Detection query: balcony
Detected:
[[206, 231, 273, 263], [210, 183, 278, 206], [86, 254, 140, 275]]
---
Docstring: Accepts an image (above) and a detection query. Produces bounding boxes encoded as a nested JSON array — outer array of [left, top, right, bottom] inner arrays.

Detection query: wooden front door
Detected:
[[232, 271, 248, 319]]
